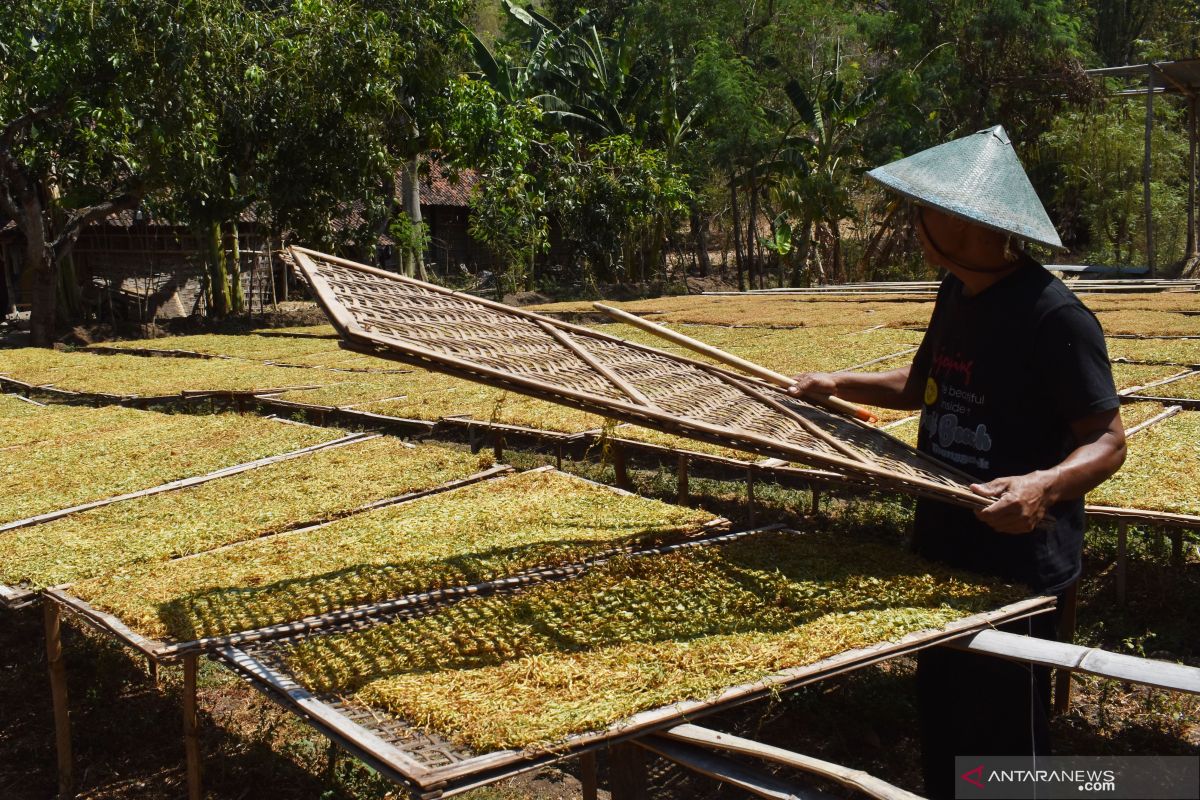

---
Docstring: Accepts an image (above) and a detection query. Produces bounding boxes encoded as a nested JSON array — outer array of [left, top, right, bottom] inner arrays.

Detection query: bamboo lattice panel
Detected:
[[291, 247, 982, 508]]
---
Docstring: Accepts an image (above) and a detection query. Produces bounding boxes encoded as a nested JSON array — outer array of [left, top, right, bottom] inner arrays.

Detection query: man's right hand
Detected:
[[787, 372, 839, 399]]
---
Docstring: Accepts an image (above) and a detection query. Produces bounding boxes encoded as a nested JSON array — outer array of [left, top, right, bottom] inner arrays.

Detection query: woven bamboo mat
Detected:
[[291, 247, 984, 508]]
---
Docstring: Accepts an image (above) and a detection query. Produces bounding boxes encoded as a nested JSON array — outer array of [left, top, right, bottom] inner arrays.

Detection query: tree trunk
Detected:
[[691, 209, 710, 277], [790, 217, 813, 286], [205, 222, 230, 317], [23, 188, 57, 347], [748, 176, 763, 289], [857, 202, 902, 281], [730, 179, 745, 292], [228, 222, 244, 314], [401, 157, 429, 282]]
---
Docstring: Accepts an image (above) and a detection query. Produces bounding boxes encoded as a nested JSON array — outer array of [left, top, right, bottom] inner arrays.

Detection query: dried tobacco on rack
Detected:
[[284, 529, 1028, 752], [1, 438, 491, 589], [71, 470, 717, 641], [0, 407, 337, 524], [1090, 411, 1200, 514]]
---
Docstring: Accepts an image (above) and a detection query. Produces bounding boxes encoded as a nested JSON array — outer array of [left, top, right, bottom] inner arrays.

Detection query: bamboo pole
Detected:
[[1144, 65, 1156, 277], [593, 302, 877, 423], [580, 751, 598, 800], [1054, 581, 1079, 714], [677, 453, 689, 504], [1117, 521, 1129, 605], [609, 741, 648, 800], [611, 442, 630, 491], [183, 654, 203, 800], [43, 601, 73, 800]]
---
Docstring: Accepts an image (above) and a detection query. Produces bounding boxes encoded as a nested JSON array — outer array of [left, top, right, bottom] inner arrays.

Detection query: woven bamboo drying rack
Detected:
[[218, 589, 1055, 798], [290, 247, 986, 509]]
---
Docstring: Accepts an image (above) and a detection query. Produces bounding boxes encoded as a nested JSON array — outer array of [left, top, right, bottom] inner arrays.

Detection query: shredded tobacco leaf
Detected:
[[1090, 411, 1200, 514], [283, 529, 1027, 752], [1, 438, 491, 589], [0, 407, 337, 524], [70, 470, 716, 641]]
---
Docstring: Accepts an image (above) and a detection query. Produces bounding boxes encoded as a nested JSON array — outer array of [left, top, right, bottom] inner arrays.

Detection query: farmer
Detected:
[[788, 125, 1127, 799]]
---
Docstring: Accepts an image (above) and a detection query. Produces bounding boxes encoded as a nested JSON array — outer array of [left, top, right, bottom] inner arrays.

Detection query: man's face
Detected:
[[915, 206, 971, 264]]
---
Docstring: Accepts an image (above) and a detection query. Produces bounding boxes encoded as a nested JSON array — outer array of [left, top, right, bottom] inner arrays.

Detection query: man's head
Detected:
[[867, 126, 1064, 256], [914, 205, 1017, 275]]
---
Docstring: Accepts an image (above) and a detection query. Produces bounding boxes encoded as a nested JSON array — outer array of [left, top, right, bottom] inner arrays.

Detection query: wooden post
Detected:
[[580, 750, 599, 800], [608, 741, 648, 800], [1054, 581, 1079, 714], [148, 657, 159, 686], [611, 443, 630, 490], [677, 454, 689, 504], [1116, 520, 1128, 606], [43, 601, 73, 800], [746, 467, 756, 527], [183, 654, 203, 800], [492, 432, 505, 463], [1144, 66, 1156, 277], [1171, 530, 1185, 570], [811, 488, 823, 517], [1186, 94, 1198, 261], [555, 442, 563, 471]]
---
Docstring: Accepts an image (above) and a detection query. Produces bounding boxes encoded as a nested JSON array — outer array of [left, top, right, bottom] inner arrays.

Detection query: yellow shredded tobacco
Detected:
[[284, 530, 1027, 752], [0, 348, 336, 396], [1091, 411, 1200, 514], [1, 438, 491, 589], [71, 470, 716, 641], [0, 407, 337, 524]]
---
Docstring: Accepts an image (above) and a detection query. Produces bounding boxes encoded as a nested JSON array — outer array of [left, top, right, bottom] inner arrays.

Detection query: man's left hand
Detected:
[[970, 471, 1058, 534]]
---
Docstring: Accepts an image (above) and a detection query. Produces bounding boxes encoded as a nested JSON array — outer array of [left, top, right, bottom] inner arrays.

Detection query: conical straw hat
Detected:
[[867, 125, 1065, 251]]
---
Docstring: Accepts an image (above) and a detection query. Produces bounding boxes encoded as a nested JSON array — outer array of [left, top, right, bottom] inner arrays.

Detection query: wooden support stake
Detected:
[[746, 467, 756, 527], [148, 657, 159, 686], [611, 443, 630, 490], [183, 654, 203, 800], [44, 602, 73, 800], [812, 488, 823, 517], [609, 741, 648, 800], [677, 453, 689, 504], [1054, 581, 1079, 714], [580, 750, 599, 800], [1116, 521, 1128, 606], [555, 443, 563, 471], [492, 432, 505, 463], [1171, 530, 1185, 569]]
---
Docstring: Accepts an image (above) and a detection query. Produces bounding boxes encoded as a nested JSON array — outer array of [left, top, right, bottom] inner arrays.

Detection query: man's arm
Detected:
[[788, 364, 924, 411], [971, 407, 1127, 534]]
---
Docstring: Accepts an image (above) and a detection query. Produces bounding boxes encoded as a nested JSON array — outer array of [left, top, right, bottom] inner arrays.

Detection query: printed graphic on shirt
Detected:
[[921, 346, 992, 471]]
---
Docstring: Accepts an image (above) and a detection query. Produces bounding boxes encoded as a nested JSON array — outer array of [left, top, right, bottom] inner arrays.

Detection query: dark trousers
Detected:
[[917, 596, 1064, 799]]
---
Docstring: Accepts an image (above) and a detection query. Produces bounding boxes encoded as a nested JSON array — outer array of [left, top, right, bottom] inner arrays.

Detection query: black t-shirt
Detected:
[[910, 261, 1119, 593]]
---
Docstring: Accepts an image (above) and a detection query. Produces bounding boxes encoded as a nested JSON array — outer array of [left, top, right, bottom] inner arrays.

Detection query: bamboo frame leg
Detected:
[[148, 657, 159, 686], [1116, 521, 1128, 606], [608, 742, 648, 800], [677, 454, 689, 504], [43, 602, 73, 800], [1054, 581, 1079, 714], [183, 654, 203, 800], [556, 443, 564, 471], [580, 750, 598, 800], [612, 443, 630, 491], [492, 432, 505, 463], [811, 488, 823, 517], [746, 468, 756, 527], [1171, 530, 1184, 570]]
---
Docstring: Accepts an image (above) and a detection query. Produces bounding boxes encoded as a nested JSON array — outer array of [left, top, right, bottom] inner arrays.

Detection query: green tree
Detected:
[[0, 0, 214, 344]]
